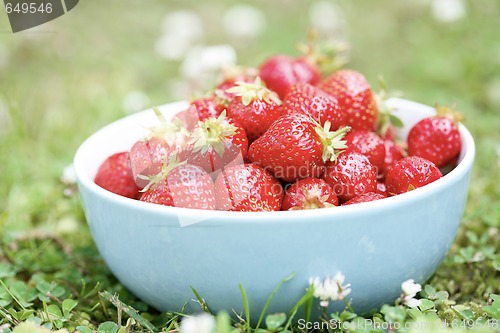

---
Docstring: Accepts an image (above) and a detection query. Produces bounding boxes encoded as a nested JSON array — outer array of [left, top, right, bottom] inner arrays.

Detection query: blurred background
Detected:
[[1, 0, 499, 235]]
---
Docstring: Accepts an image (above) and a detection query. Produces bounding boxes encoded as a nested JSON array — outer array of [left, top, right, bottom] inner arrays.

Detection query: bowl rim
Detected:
[[74, 98, 476, 224]]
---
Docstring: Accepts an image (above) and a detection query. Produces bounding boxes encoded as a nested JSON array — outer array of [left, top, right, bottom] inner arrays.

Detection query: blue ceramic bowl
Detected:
[[74, 98, 475, 317]]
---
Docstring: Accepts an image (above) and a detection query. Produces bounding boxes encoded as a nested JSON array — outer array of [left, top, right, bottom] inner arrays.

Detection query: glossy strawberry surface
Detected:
[[345, 130, 386, 172], [282, 82, 345, 129], [129, 137, 185, 188], [226, 81, 283, 142], [214, 164, 283, 212], [282, 177, 338, 210], [183, 114, 248, 174], [375, 181, 388, 197], [248, 113, 349, 182], [140, 163, 216, 210], [189, 97, 225, 122], [322, 151, 377, 203], [318, 69, 378, 131], [259, 55, 320, 99], [379, 139, 406, 179], [94, 152, 141, 199], [407, 116, 461, 168], [343, 192, 386, 205], [385, 156, 442, 195]]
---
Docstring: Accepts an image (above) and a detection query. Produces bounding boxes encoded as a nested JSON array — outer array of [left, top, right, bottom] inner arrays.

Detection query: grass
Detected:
[[0, 0, 499, 332]]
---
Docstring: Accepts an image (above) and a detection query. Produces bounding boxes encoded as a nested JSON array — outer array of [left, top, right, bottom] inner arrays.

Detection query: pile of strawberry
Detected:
[[94, 52, 462, 212]]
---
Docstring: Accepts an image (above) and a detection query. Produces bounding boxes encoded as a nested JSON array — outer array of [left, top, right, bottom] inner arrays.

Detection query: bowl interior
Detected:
[[74, 97, 475, 222]]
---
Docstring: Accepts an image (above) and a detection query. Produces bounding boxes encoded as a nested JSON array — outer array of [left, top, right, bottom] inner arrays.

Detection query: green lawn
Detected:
[[0, 0, 499, 332]]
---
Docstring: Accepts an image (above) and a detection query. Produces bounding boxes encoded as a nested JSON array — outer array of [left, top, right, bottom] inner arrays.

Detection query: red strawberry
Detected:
[[318, 69, 378, 131], [407, 106, 462, 168], [282, 177, 338, 210], [184, 112, 248, 174], [216, 66, 258, 98], [322, 151, 377, 203], [259, 55, 320, 99], [385, 156, 442, 195], [343, 192, 386, 205], [379, 139, 406, 179], [94, 152, 141, 199], [375, 181, 388, 196], [130, 109, 190, 188], [189, 96, 225, 122], [173, 105, 200, 131], [226, 79, 283, 142], [345, 130, 386, 173], [214, 164, 283, 212], [140, 156, 216, 210], [282, 82, 345, 129], [248, 113, 350, 182], [379, 124, 396, 141]]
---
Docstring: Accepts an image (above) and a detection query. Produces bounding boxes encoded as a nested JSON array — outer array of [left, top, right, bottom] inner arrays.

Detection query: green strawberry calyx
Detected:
[[148, 108, 191, 147], [314, 121, 351, 163], [216, 65, 258, 85], [297, 29, 350, 75], [213, 89, 233, 109], [138, 153, 186, 192], [436, 104, 464, 123], [189, 111, 237, 158], [226, 77, 282, 106], [289, 186, 335, 210]]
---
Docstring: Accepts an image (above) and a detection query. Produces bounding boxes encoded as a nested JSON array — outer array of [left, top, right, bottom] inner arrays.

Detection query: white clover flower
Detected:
[[400, 279, 422, 308], [222, 5, 267, 39], [404, 297, 423, 308], [180, 313, 215, 333], [333, 272, 352, 300], [309, 272, 352, 307], [56, 216, 79, 234], [180, 45, 237, 87], [431, 0, 466, 22], [161, 10, 204, 42], [191, 45, 237, 73], [61, 164, 77, 185], [123, 90, 150, 114], [156, 10, 204, 60], [309, 1, 347, 40], [155, 34, 195, 61], [402, 279, 422, 297]]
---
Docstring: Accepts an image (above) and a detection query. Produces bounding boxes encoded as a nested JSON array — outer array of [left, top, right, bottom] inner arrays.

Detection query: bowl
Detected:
[[74, 97, 475, 318]]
